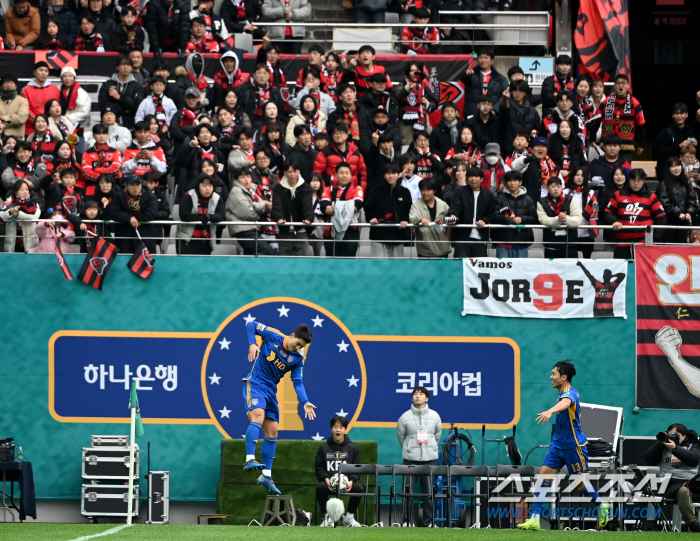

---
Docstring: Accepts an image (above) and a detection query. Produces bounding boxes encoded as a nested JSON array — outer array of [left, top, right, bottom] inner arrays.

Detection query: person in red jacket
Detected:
[[186, 17, 220, 54], [212, 51, 248, 107], [400, 8, 440, 55], [122, 121, 168, 180], [341, 45, 391, 97], [82, 124, 123, 197], [313, 123, 367, 190], [21, 61, 60, 134]]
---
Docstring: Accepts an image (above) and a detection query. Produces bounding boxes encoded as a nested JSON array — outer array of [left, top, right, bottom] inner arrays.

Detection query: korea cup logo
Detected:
[[202, 298, 365, 440]]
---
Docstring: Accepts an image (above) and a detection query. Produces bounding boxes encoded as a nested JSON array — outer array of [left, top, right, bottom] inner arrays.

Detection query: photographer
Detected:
[[314, 415, 363, 527], [643, 423, 700, 533]]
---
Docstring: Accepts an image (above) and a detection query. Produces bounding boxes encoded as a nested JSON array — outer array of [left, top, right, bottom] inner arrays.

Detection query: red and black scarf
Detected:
[[546, 194, 565, 215], [342, 106, 360, 139], [152, 94, 167, 126], [12, 194, 37, 214], [539, 156, 558, 190], [253, 83, 271, 117], [230, 0, 246, 19], [188, 71, 209, 92], [179, 107, 200, 127], [75, 31, 104, 51], [121, 23, 138, 47], [60, 83, 80, 112], [192, 197, 212, 238], [55, 117, 70, 139]]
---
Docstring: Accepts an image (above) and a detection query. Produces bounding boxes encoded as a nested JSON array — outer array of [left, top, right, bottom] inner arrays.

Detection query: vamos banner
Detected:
[[462, 258, 628, 319]]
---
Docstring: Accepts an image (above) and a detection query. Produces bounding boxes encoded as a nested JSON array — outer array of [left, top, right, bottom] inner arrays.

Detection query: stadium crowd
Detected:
[[0, 0, 699, 258]]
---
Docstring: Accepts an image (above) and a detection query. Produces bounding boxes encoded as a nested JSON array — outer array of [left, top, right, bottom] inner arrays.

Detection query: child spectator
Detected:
[[110, 175, 160, 254], [400, 8, 439, 55], [491, 170, 537, 258], [0, 179, 41, 253], [5, 0, 41, 50], [36, 204, 76, 253], [37, 166, 84, 219], [601, 74, 646, 162], [122, 121, 168, 180], [656, 157, 698, 244], [504, 133, 530, 168], [536, 176, 582, 259], [77, 199, 106, 252], [226, 167, 276, 255], [36, 19, 71, 50], [499, 80, 540, 156], [564, 166, 598, 259], [447, 166, 496, 257], [135, 76, 177, 129], [82, 123, 122, 197], [75, 13, 106, 52], [22, 61, 60, 134], [480, 142, 510, 193], [0, 74, 29, 140], [287, 95, 327, 144], [110, 6, 144, 53], [314, 132, 329, 152], [46, 141, 84, 190], [410, 177, 451, 258], [320, 162, 363, 257]]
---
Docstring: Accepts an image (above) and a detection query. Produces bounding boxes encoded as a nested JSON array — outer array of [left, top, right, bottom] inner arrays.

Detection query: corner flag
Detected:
[[129, 381, 145, 438]]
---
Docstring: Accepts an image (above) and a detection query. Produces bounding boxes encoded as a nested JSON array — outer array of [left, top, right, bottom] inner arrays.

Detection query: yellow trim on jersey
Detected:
[[266, 326, 286, 338], [568, 403, 582, 446], [246, 381, 252, 408], [242, 349, 261, 382]]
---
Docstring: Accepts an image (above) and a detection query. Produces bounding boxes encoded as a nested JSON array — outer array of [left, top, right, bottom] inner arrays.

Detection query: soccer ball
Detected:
[[330, 473, 349, 491]]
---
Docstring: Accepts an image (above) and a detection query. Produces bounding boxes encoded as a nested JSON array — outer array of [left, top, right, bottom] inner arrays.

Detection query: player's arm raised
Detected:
[[536, 397, 572, 425]]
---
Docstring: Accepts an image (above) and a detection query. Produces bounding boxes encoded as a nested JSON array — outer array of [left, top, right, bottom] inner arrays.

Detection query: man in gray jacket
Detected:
[[397, 386, 442, 527]]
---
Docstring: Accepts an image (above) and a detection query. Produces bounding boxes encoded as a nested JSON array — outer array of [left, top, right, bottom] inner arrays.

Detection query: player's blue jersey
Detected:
[[550, 387, 588, 449], [243, 321, 305, 390]]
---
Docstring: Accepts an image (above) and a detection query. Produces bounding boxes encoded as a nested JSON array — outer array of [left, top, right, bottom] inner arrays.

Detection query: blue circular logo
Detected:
[[202, 298, 365, 441]]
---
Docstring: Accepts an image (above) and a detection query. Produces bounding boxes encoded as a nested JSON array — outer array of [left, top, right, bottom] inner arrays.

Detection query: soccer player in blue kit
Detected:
[[518, 361, 611, 531], [242, 320, 316, 494]]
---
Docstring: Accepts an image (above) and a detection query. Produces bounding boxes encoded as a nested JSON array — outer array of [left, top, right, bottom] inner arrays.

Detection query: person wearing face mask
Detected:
[[480, 142, 510, 193], [429, 102, 461, 161], [0, 74, 29, 139], [656, 157, 698, 244], [178, 173, 226, 254], [175, 53, 209, 107]]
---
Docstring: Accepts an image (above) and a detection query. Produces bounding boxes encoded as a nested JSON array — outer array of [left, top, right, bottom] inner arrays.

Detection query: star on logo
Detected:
[[218, 337, 231, 350], [311, 315, 324, 327], [243, 313, 256, 325], [278, 305, 290, 317], [336, 408, 348, 417], [347, 375, 359, 387], [209, 373, 221, 385], [311, 432, 324, 441], [219, 406, 231, 418], [337, 340, 349, 353]]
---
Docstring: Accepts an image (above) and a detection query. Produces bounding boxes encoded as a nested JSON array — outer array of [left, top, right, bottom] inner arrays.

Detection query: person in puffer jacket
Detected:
[[396, 385, 442, 527]]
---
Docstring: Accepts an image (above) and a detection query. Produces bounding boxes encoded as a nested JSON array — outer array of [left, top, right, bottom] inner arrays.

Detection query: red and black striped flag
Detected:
[[127, 242, 155, 279], [78, 237, 118, 290], [51, 229, 73, 280], [34, 50, 79, 71]]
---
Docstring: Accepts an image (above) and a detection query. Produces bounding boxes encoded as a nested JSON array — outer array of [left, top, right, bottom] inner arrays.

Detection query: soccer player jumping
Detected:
[[242, 320, 316, 494], [518, 361, 610, 531]]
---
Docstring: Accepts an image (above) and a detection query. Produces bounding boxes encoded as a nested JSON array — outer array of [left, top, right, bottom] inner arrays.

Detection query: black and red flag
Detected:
[[127, 242, 155, 279], [78, 237, 118, 290], [50, 229, 73, 281], [34, 50, 79, 71]]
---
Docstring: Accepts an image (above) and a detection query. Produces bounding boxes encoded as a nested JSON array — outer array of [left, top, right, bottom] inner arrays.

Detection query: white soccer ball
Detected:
[[330, 473, 349, 491]]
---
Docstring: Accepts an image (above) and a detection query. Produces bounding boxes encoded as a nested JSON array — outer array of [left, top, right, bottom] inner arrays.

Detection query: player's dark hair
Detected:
[[330, 415, 348, 429], [553, 360, 576, 383], [412, 386, 430, 398], [293, 324, 312, 344]]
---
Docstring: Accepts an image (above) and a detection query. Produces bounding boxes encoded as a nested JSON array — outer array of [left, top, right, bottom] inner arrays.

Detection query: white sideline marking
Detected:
[[69, 524, 131, 541]]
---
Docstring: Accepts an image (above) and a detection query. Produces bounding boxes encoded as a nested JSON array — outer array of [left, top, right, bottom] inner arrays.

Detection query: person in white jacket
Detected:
[[135, 76, 177, 127], [291, 68, 336, 117], [84, 108, 132, 154], [0, 179, 40, 253], [60, 67, 91, 155]]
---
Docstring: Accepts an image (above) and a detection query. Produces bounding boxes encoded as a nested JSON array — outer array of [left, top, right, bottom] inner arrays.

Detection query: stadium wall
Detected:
[[1, 254, 695, 502]]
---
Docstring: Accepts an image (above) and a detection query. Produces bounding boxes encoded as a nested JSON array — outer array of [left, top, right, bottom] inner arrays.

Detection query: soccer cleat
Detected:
[[243, 459, 265, 472], [257, 474, 281, 494], [598, 502, 611, 529], [517, 518, 541, 531], [343, 515, 362, 527], [320, 517, 335, 527]]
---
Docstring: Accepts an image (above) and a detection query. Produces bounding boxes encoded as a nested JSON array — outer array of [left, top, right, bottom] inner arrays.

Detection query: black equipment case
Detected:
[[82, 446, 140, 480], [81, 484, 140, 517], [146, 471, 170, 524]]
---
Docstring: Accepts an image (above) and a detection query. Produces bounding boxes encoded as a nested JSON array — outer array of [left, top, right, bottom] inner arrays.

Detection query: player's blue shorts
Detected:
[[543, 444, 590, 475], [242, 381, 279, 423]]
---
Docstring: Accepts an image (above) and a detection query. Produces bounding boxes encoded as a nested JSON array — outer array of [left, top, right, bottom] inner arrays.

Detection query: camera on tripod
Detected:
[[656, 431, 680, 444]]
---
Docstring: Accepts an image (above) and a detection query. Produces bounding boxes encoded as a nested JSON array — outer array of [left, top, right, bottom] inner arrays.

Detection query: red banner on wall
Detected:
[[636, 245, 700, 409]]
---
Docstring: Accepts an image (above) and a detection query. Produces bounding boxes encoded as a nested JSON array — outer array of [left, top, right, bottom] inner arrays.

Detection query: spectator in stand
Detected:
[[680, 145, 700, 199], [364, 163, 411, 258], [314, 123, 367, 190], [429, 102, 461, 161], [235, 64, 286, 131], [537, 176, 582, 259], [59, 67, 91, 153], [548, 119, 584, 182], [23, 61, 60, 135], [214, 106, 238, 155], [45, 99, 74, 143], [499, 80, 540, 156], [36, 204, 76, 253], [0, 179, 41, 253], [143, 173, 170, 250], [394, 62, 436, 141], [354, 0, 387, 23], [460, 48, 508, 118], [291, 68, 336, 118], [0, 74, 29, 140], [217, 90, 252, 129], [196, 158, 229, 201], [573, 76, 599, 149], [323, 53, 345, 104], [286, 95, 327, 144], [412, 130, 443, 180], [506, 66, 542, 107], [2, 141, 46, 195], [88, 174, 117, 211], [109, 6, 144, 53], [145, 0, 188, 57], [505, 133, 530, 168], [358, 107, 402, 161], [174, 54, 209, 109], [261, 0, 310, 55], [98, 56, 144, 130], [45, 140, 84, 190], [177, 173, 225, 255], [587, 134, 630, 192], [399, 153, 421, 202], [657, 157, 698, 243], [308, 173, 326, 255], [41, 0, 78, 46], [82, 124, 122, 197], [128, 50, 150, 86], [257, 44, 288, 91], [480, 142, 510, 193], [85, 107, 131, 155], [539, 90, 585, 140], [228, 125, 256, 171], [177, 123, 227, 187], [254, 102, 287, 144], [341, 45, 392, 98], [654, 103, 698, 179], [5, 0, 41, 50], [272, 160, 313, 255], [465, 95, 499, 149], [135, 76, 177, 132], [286, 125, 317, 183], [83, 0, 116, 37], [446, 125, 482, 165], [35, 18, 70, 50], [122, 121, 167, 180], [564, 166, 598, 259], [110, 175, 159, 254], [226, 167, 276, 255], [491, 170, 536, 258], [327, 84, 365, 146], [211, 51, 249, 111], [601, 74, 646, 162], [75, 13, 106, 52], [256, 120, 291, 173], [221, 0, 267, 42], [293, 45, 328, 92], [401, 8, 440, 55], [604, 169, 666, 259], [185, 0, 229, 45], [367, 131, 399, 190], [27, 114, 57, 165], [447, 166, 496, 258], [320, 162, 364, 257], [186, 16, 220, 54], [541, 54, 575, 114], [148, 63, 183, 111], [596, 164, 628, 250], [511, 136, 558, 200], [409, 177, 451, 258], [438, 27, 466, 55], [36, 165, 83, 223], [358, 73, 400, 126], [588, 78, 606, 140]]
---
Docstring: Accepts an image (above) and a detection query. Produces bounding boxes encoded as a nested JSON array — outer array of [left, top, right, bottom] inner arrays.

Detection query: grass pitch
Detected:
[[0, 524, 684, 541]]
